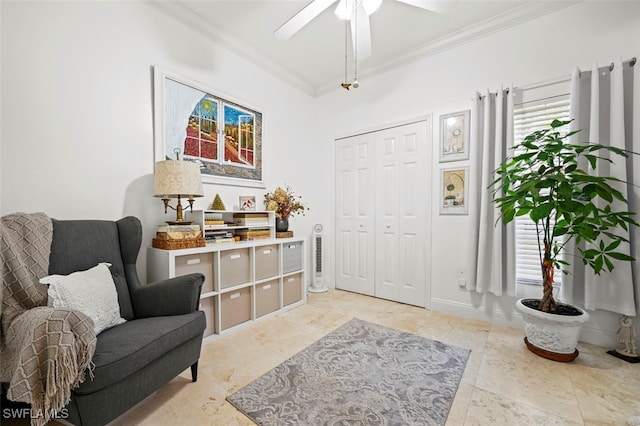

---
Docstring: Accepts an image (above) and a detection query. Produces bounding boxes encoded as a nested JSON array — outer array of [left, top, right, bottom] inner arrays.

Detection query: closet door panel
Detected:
[[399, 140, 421, 294], [335, 135, 375, 296], [375, 133, 400, 301], [375, 122, 428, 307]]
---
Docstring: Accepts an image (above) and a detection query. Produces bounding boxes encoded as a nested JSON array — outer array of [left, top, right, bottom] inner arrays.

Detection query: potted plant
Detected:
[[264, 184, 307, 232], [491, 119, 637, 361]]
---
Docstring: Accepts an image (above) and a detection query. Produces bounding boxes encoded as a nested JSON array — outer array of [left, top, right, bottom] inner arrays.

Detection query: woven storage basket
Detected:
[[152, 237, 206, 250]]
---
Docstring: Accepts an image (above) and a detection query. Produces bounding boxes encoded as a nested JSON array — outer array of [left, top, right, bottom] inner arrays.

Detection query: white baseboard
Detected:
[[430, 298, 618, 348], [430, 298, 525, 328], [579, 325, 618, 349]]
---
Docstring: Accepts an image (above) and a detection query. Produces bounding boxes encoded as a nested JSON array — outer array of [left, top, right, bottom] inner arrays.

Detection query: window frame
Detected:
[[512, 93, 571, 287]]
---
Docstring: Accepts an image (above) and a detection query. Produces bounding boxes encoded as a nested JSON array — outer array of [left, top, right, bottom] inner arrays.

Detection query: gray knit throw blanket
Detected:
[[1, 213, 96, 426]]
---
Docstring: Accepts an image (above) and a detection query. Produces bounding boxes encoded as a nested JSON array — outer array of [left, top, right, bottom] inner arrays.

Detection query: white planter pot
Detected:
[[515, 298, 590, 361]]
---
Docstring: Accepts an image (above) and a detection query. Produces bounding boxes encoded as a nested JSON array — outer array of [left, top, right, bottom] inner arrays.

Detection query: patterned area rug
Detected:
[[227, 318, 470, 425]]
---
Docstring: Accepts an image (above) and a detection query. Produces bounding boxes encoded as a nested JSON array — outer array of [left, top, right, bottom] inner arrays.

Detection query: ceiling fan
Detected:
[[274, 0, 455, 61]]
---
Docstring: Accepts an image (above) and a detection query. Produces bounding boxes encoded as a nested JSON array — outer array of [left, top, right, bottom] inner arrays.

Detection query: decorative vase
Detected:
[[276, 218, 289, 232], [515, 298, 590, 362]]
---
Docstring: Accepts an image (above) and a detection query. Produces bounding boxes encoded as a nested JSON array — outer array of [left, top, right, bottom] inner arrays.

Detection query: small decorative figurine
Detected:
[[616, 315, 638, 357], [209, 194, 226, 211]]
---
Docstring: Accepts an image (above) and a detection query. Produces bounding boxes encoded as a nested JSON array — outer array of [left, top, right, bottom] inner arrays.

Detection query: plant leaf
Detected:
[[531, 203, 554, 222], [595, 185, 613, 202], [608, 252, 635, 261]]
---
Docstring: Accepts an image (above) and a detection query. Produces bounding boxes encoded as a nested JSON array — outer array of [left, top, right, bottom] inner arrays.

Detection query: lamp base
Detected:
[[165, 221, 193, 225]]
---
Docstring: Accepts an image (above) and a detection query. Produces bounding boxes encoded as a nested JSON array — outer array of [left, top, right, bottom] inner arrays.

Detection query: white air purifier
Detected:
[[308, 223, 329, 293]]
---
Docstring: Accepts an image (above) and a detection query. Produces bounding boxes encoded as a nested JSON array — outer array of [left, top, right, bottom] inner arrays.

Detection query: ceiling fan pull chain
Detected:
[[353, 1, 360, 88], [345, 19, 348, 82], [341, 19, 351, 90]]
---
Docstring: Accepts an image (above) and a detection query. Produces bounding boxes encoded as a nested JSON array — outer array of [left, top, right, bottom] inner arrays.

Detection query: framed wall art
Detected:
[[440, 166, 468, 215], [154, 66, 264, 188], [239, 196, 256, 211], [439, 110, 470, 162]]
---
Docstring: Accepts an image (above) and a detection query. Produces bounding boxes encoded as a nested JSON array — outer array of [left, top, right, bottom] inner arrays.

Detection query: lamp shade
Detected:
[[154, 160, 204, 198]]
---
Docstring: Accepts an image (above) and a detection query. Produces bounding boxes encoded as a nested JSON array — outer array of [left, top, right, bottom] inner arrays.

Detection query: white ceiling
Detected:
[[149, 0, 575, 96]]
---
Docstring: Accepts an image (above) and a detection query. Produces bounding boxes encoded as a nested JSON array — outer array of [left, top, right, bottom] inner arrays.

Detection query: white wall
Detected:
[[0, 1, 322, 282], [2, 1, 639, 347], [315, 1, 640, 347]]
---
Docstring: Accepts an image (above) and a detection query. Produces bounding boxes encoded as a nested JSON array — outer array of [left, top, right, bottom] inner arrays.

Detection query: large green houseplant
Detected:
[[491, 119, 637, 360]]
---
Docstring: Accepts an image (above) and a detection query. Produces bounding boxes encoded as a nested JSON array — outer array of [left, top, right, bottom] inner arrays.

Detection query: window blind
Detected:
[[513, 96, 571, 286]]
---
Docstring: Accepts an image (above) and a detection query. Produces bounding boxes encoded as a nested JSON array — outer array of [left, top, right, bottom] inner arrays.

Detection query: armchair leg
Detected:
[[191, 362, 198, 382]]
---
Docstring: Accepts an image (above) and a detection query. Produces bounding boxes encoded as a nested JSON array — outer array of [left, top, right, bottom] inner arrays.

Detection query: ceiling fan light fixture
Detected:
[[335, 0, 355, 20], [362, 0, 382, 15]]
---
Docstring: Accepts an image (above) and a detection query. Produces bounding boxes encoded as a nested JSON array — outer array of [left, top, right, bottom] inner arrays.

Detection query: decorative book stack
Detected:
[[205, 230, 236, 244], [152, 223, 206, 250], [235, 229, 271, 241], [204, 213, 228, 229], [233, 212, 269, 226]]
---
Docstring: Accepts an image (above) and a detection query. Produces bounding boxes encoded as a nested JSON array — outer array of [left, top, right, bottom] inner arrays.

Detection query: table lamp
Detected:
[[154, 153, 204, 224]]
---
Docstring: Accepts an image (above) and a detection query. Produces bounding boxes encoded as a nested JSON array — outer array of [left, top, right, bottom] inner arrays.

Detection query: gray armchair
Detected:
[[46, 216, 206, 425]]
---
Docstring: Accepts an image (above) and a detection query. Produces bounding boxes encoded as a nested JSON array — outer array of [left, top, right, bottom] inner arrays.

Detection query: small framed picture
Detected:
[[440, 166, 469, 215], [439, 110, 470, 162], [239, 196, 256, 211]]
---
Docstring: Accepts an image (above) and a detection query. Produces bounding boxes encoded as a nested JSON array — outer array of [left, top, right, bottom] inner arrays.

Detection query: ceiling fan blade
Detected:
[[275, 0, 337, 40], [396, 0, 456, 15], [350, 6, 372, 60]]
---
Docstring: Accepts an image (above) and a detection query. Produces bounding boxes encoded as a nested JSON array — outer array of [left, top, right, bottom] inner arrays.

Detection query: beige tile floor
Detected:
[[13, 289, 640, 425]]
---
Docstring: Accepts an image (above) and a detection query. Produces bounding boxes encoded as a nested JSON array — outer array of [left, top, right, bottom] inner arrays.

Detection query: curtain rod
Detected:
[[475, 87, 510, 100], [473, 57, 636, 101], [582, 56, 636, 76], [608, 56, 636, 71], [513, 57, 636, 107], [517, 56, 637, 93]]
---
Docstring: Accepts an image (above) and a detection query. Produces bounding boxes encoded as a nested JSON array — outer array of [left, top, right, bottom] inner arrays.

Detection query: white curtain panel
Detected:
[[467, 87, 515, 296], [561, 59, 638, 316]]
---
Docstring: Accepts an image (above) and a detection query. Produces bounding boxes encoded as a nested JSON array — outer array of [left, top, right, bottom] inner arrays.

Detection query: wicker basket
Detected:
[[276, 231, 294, 238], [152, 237, 206, 250]]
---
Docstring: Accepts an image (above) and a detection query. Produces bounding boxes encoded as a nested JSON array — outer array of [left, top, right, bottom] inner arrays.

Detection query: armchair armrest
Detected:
[[131, 273, 204, 318]]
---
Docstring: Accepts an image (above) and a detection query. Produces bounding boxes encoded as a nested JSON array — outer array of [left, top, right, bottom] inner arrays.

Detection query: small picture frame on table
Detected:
[[439, 110, 470, 162], [239, 196, 256, 211]]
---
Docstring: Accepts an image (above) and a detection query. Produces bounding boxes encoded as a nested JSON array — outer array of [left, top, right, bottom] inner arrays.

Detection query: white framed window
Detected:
[[513, 95, 571, 286], [184, 98, 256, 169]]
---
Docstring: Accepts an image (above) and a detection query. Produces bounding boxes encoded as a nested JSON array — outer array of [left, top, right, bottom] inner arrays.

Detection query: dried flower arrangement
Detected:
[[264, 184, 307, 219]]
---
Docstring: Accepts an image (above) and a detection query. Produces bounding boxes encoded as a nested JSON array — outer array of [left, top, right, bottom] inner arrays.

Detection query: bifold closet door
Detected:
[[335, 133, 376, 296], [374, 122, 429, 307], [335, 120, 430, 307]]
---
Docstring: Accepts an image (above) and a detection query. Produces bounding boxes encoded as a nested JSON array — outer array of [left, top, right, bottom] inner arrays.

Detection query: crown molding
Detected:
[[315, 1, 579, 95], [145, 0, 318, 96], [147, 1, 579, 98]]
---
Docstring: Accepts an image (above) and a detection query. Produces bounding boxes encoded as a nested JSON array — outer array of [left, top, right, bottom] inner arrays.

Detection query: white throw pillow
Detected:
[[41, 262, 126, 335]]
